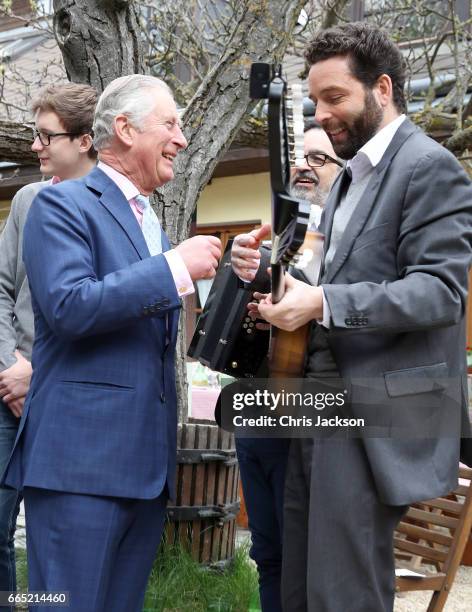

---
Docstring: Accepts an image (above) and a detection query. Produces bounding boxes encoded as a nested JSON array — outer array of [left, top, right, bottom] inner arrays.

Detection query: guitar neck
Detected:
[[249, 64, 311, 378], [270, 82, 307, 302], [271, 263, 284, 304]]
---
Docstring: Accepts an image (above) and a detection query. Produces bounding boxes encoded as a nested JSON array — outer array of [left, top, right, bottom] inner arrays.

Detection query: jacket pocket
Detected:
[[384, 362, 448, 397], [59, 380, 135, 392]]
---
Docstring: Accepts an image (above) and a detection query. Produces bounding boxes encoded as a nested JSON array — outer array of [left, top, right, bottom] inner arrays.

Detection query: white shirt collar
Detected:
[[347, 114, 406, 183]]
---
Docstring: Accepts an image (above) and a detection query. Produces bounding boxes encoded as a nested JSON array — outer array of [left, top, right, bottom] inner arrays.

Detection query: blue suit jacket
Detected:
[[4, 167, 182, 499]]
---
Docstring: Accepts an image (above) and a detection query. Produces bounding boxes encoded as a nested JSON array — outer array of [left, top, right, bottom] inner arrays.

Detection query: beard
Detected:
[[328, 88, 383, 160], [291, 182, 329, 209]]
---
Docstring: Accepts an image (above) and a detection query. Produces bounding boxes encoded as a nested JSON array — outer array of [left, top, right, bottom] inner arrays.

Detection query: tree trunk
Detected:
[[445, 125, 472, 154], [52, 0, 145, 90]]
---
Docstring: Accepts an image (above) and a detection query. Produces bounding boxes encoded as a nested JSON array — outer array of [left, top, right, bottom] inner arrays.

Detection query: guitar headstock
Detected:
[[249, 63, 311, 303]]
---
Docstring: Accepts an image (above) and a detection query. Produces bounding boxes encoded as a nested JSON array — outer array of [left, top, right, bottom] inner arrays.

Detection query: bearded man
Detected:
[[232, 23, 472, 612]]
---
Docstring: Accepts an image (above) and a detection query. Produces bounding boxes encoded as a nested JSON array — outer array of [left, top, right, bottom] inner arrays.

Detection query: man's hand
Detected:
[[0, 350, 32, 402], [252, 273, 323, 331], [231, 223, 271, 282], [246, 293, 270, 331], [6, 397, 24, 419], [0, 350, 32, 417], [176, 235, 222, 280]]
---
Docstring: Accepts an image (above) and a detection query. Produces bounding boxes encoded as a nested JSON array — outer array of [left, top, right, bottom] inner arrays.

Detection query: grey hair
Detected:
[[92, 75, 172, 150]]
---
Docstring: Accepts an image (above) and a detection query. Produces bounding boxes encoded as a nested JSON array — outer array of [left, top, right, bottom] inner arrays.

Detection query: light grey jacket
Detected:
[[318, 118, 472, 503], [0, 181, 49, 371], [253, 118, 472, 501]]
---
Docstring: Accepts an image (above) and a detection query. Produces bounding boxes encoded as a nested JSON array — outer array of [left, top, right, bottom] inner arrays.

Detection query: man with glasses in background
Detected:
[[0, 83, 97, 606], [231, 119, 342, 612]]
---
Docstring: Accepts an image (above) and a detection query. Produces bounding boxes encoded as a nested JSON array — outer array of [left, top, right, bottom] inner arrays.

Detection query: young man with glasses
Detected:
[[231, 120, 342, 612], [0, 83, 97, 604]]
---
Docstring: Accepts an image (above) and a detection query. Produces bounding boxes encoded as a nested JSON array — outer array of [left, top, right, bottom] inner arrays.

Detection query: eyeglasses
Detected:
[[305, 153, 343, 169], [32, 129, 81, 146]]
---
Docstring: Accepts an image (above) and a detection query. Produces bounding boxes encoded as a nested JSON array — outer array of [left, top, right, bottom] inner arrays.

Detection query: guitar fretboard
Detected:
[[286, 83, 305, 168]]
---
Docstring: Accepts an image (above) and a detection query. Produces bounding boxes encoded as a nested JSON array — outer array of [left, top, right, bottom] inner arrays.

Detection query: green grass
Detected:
[[143, 542, 260, 612], [15, 548, 28, 591], [16, 544, 260, 612]]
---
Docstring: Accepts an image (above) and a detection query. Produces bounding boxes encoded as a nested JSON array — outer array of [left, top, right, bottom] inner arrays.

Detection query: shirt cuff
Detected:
[[163, 250, 195, 297], [318, 287, 331, 329]]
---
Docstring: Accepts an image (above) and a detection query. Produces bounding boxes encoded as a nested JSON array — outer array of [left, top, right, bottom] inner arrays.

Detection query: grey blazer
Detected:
[[0, 181, 49, 371], [318, 118, 472, 504], [252, 118, 472, 502]]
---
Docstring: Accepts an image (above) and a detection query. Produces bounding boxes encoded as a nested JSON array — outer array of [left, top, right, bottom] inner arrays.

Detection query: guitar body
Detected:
[[269, 228, 324, 378], [268, 325, 310, 379]]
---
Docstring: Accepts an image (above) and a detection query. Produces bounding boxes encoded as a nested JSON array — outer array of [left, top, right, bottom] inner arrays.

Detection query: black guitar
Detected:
[[250, 63, 313, 378]]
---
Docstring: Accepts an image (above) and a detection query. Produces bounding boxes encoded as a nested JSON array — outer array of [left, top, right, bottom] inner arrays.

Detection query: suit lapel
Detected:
[[323, 118, 418, 284], [86, 168, 150, 260], [324, 167, 387, 283], [86, 168, 181, 338]]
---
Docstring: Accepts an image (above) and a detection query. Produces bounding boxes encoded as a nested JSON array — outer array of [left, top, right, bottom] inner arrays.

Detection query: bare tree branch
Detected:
[[444, 125, 472, 153]]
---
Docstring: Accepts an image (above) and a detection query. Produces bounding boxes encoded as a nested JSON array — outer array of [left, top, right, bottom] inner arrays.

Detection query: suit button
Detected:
[[160, 392, 166, 402]]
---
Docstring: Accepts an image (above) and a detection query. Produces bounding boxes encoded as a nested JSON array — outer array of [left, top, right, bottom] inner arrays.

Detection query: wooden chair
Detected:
[[394, 465, 472, 612]]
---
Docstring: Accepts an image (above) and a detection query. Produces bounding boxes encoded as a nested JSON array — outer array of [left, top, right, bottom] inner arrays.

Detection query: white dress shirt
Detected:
[[320, 114, 406, 326]]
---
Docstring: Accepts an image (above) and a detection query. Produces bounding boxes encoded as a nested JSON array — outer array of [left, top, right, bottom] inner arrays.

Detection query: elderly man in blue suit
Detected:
[[3, 74, 221, 611]]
